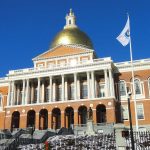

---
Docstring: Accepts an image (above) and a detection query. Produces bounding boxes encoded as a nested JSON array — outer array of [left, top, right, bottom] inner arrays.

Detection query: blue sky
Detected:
[[0, 0, 150, 77]]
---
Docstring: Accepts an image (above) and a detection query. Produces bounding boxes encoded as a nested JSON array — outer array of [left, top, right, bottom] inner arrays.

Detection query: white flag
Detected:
[[116, 16, 130, 46]]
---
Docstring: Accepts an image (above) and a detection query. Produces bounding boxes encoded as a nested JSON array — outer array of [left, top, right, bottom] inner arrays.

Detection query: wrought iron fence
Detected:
[[125, 131, 150, 150]]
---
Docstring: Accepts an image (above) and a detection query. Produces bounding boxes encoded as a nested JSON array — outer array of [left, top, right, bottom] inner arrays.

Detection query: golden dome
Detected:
[[50, 27, 93, 49], [50, 9, 93, 49]]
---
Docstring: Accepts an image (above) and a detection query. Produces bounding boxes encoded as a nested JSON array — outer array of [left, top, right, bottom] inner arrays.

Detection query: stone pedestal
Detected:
[[114, 123, 127, 150], [86, 119, 95, 135]]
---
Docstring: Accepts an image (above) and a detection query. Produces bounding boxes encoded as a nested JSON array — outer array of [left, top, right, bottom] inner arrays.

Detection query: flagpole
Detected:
[[129, 17, 139, 131]]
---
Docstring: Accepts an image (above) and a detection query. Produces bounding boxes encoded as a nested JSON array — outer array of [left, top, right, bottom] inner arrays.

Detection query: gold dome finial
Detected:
[[69, 8, 73, 15]]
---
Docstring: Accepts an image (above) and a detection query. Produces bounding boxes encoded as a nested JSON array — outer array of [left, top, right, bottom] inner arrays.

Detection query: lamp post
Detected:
[[127, 91, 135, 150]]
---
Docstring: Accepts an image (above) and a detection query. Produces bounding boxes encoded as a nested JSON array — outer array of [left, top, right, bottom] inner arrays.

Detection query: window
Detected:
[[48, 63, 55, 68], [134, 79, 142, 95], [119, 81, 127, 97], [148, 78, 150, 96], [0, 94, 2, 107], [34, 88, 37, 103], [81, 57, 88, 63], [58, 85, 62, 101], [69, 19, 71, 25], [137, 104, 144, 119], [70, 83, 74, 100], [59, 60, 66, 67], [81, 82, 87, 99], [99, 84, 105, 97], [38, 64, 44, 68], [122, 105, 129, 120], [45, 88, 49, 102]]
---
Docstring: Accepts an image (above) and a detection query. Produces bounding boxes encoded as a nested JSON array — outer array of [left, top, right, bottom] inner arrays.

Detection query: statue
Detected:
[[88, 107, 93, 120]]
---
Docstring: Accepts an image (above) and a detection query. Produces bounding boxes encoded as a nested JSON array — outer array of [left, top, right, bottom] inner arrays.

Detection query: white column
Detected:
[[22, 79, 25, 105], [74, 73, 77, 100], [41, 80, 45, 103], [91, 71, 95, 99], [11, 81, 14, 106], [53, 80, 56, 102], [31, 82, 34, 104], [16, 84, 20, 105], [7, 81, 11, 106], [87, 72, 90, 99], [61, 75, 65, 101], [108, 69, 115, 97], [104, 69, 108, 97], [65, 79, 68, 100], [77, 76, 80, 99], [37, 77, 40, 103], [49, 76, 52, 102], [25, 79, 29, 104]]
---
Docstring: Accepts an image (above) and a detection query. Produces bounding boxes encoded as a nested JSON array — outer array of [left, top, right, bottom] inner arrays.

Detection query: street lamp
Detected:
[[127, 90, 135, 150]]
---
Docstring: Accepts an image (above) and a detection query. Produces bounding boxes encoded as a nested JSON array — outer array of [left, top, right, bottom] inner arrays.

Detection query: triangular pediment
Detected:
[[33, 44, 93, 60]]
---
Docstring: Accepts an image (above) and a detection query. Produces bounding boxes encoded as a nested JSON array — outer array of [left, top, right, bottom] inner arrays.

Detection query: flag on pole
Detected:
[[116, 16, 130, 46]]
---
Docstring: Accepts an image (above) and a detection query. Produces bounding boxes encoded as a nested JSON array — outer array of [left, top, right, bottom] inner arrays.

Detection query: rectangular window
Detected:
[[45, 88, 49, 102], [70, 84, 74, 100], [137, 104, 144, 119], [119, 81, 126, 96], [58, 86, 62, 101], [81, 57, 88, 63], [81, 83, 87, 99], [99, 84, 105, 97], [122, 105, 129, 120], [0, 94, 2, 107], [34, 89, 37, 103]]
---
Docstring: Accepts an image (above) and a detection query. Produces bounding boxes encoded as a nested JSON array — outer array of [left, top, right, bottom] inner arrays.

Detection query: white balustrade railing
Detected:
[[8, 57, 112, 75]]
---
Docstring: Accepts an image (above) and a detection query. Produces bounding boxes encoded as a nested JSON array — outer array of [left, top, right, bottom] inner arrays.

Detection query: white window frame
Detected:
[[137, 103, 145, 120], [148, 77, 150, 97], [70, 83, 74, 100], [99, 83, 105, 98], [81, 81, 88, 99], [81, 57, 89, 63], [119, 80, 127, 100], [0, 94, 2, 111], [122, 105, 129, 121], [131, 78, 144, 99]]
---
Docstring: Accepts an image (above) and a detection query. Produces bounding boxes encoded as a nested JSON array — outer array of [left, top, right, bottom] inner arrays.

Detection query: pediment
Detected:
[[33, 45, 93, 60]]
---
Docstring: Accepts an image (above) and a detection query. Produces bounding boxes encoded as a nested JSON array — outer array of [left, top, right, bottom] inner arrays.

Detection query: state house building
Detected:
[[0, 9, 150, 131]]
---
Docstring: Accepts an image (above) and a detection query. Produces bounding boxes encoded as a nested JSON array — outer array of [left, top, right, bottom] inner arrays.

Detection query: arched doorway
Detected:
[[39, 109, 48, 130], [27, 110, 36, 127], [11, 111, 20, 129], [65, 107, 74, 128], [78, 106, 87, 124], [96, 104, 106, 123], [52, 108, 61, 129]]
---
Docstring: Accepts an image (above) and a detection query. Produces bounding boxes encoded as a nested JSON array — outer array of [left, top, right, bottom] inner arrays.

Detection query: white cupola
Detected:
[[64, 9, 77, 29]]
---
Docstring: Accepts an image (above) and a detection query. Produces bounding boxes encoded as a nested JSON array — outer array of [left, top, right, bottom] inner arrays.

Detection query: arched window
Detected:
[[119, 80, 127, 97], [148, 77, 150, 96], [134, 78, 142, 95], [0, 94, 2, 107]]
